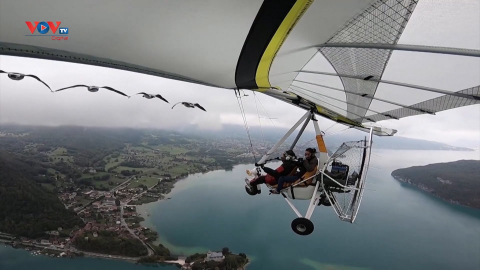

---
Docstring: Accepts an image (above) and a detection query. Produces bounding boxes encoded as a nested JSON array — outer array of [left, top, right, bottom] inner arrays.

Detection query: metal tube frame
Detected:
[[320, 127, 374, 222], [290, 114, 310, 150], [350, 127, 374, 222], [256, 110, 310, 165], [293, 79, 436, 115], [316, 43, 480, 58], [290, 85, 387, 116], [297, 70, 479, 101], [262, 110, 325, 221]]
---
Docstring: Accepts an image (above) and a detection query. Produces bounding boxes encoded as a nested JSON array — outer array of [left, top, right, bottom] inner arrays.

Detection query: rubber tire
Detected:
[[245, 185, 257, 196], [291, 218, 314, 236], [321, 200, 331, 206], [318, 196, 331, 206]]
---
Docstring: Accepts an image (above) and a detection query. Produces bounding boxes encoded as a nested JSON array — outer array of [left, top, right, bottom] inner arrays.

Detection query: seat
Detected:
[[270, 166, 318, 190]]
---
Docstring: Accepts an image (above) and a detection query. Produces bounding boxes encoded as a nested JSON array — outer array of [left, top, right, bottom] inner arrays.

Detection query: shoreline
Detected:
[[2, 164, 252, 269], [133, 166, 251, 268], [392, 175, 480, 210]]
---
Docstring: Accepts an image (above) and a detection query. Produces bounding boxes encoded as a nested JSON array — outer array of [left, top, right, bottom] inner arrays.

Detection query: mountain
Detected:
[[391, 160, 480, 209], [183, 124, 474, 151], [0, 151, 84, 238], [1, 123, 473, 152]]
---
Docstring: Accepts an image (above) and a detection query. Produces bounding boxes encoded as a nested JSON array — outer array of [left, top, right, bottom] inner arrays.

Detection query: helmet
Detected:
[[284, 150, 297, 161]]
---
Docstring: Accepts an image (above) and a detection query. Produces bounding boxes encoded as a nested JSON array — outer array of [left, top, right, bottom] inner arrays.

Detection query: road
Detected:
[[111, 168, 157, 193], [110, 175, 136, 193], [120, 203, 154, 256], [0, 239, 140, 261]]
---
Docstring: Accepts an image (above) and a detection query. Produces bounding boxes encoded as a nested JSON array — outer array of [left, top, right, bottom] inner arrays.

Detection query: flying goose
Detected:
[[132, 92, 169, 103], [0, 70, 52, 92], [171, 102, 206, 112], [54, 85, 128, 97]]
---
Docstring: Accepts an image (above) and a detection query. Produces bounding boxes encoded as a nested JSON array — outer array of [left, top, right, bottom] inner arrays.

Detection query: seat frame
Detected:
[[253, 110, 329, 221]]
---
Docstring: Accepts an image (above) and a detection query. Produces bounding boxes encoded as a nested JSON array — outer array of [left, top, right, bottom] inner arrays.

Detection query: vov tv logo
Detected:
[[25, 21, 69, 40]]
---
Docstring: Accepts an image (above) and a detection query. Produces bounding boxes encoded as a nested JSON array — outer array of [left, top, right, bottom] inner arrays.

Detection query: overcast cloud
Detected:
[[0, 0, 479, 149]]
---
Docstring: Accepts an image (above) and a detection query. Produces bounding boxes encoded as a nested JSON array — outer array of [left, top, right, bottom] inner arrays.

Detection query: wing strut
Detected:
[[297, 70, 480, 101], [293, 80, 435, 115], [316, 43, 480, 58]]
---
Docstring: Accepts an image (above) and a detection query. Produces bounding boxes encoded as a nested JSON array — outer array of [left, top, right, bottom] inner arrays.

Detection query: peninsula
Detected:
[[391, 160, 480, 209]]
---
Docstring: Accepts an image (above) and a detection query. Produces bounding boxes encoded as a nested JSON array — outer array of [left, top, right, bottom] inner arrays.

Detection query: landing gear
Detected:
[[245, 185, 257, 196], [291, 218, 314, 236], [245, 179, 261, 195], [318, 194, 331, 206]]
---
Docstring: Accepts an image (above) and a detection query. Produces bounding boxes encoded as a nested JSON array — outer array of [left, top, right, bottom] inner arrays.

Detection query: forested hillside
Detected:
[[391, 160, 480, 209], [0, 151, 84, 237]]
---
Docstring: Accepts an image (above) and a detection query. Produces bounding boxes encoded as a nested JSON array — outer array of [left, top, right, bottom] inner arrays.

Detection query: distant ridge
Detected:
[[391, 160, 480, 209], [0, 123, 474, 151]]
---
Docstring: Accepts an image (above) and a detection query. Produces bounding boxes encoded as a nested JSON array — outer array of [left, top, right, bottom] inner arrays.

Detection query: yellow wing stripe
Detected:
[[255, 0, 314, 91]]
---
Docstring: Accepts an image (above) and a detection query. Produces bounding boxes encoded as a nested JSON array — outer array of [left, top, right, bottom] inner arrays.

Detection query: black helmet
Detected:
[[284, 150, 297, 161]]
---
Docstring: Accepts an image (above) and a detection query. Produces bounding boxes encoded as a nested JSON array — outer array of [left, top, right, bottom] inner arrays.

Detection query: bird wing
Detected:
[[155, 95, 169, 103], [101, 86, 128, 97], [0, 70, 5, 74], [171, 102, 182, 109], [135, 92, 148, 96], [194, 103, 207, 112], [25, 74, 52, 91], [54, 84, 88, 92]]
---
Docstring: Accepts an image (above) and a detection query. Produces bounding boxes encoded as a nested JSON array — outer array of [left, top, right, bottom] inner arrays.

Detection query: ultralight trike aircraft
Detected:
[[245, 108, 374, 236]]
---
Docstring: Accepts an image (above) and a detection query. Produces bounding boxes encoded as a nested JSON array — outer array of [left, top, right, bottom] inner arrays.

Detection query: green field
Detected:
[[49, 155, 74, 163], [153, 145, 190, 155], [147, 168, 169, 176], [127, 177, 159, 189], [168, 164, 190, 175], [51, 147, 68, 155], [105, 157, 125, 170], [200, 157, 215, 163], [90, 175, 127, 189], [91, 181, 110, 189], [82, 171, 110, 178], [47, 148, 74, 164]]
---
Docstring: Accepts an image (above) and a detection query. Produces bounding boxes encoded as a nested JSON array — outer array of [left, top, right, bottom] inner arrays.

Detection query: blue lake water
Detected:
[[2, 149, 479, 270]]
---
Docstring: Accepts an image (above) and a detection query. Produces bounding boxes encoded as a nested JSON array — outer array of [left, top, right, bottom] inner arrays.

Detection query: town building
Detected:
[[205, 251, 224, 262]]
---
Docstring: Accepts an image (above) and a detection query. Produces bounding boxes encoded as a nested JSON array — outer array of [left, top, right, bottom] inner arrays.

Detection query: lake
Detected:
[[1, 149, 479, 270]]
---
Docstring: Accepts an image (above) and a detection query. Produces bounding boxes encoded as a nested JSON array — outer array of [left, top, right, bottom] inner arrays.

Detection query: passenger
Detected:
[[271, 148, 318, 194], [245, 150, 297, 194]]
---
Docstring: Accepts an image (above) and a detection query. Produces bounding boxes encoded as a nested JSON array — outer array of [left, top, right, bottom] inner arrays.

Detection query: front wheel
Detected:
[[291, 218, 314, 236], [245, 185, 257, 196]]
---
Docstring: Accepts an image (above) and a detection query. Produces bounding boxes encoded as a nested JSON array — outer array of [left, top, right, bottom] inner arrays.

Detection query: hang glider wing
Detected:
[[1, 0, 478, 136]]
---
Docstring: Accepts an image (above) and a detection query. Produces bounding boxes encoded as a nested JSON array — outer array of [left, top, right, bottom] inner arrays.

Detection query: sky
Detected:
[[0, 0, 479, 149]]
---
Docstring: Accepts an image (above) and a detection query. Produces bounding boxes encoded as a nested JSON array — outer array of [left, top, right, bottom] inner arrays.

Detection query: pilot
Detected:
[[245, 150, 298, 195], [271, 148, 318, 194]]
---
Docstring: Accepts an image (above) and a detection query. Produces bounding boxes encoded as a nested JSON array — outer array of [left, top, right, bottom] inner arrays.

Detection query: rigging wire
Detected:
[[324, 126, 351, 137], [296, 126, 351, 150], [234, 90, 250, 156], [253, 91, 281, 138], [323, 122, 338, 134], [253, 91, 293, 155], [235, 89, 257, 163], [252, 90, 267, 153]]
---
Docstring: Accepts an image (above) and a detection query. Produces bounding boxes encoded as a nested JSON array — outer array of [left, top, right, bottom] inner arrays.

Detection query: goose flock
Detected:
[[0, 70, 207, 111]]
